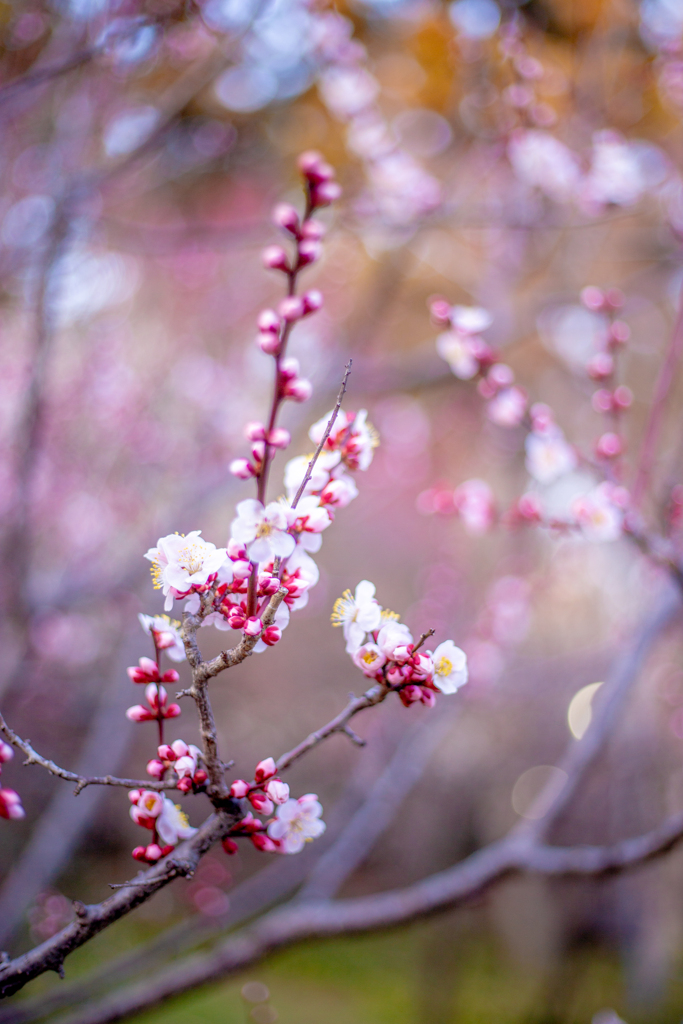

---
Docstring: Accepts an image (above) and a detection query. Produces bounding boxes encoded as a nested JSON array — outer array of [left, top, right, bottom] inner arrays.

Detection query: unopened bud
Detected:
[[261, 625, 282, 646], [244, 617, 263, 637], [580, 286, 605, 311], [262, 245, 289, 272], [257, 332, 280, 356], [613, 385, 632, 409], [146, 759, 165, 779], [254, 757, 277, 783], [311, 180, 342, 206], [298, 150, 334, 183], [609, 320, 630, 345], [300, 219, 325, 241], [302, 289, 323, 315], [257, 309, 281, 333], [278, 296, 305, 322], [268, 427, 291, 449], [162, 703, 181, 719], [230, 779, 250, 798], [222, 837, 239, 855], [595, 432, 623, 458], [298, 239, 322, 266], [230, 458, 255, 480], [284, 377, 313, 402], [227, 539, 247, 560], [245, 421, 267, 442], [587, 352, 614, 380], [251, 833, 278, 852], [273, 202, 300, 234], [176, 777, 193, 793]]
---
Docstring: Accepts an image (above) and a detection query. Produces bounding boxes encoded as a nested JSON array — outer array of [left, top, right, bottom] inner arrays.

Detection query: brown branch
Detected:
[[40, 812, 683, 1024], [0, 811, 236, 999], [0, 713, 179, 795], [290, 361, 353, 511]]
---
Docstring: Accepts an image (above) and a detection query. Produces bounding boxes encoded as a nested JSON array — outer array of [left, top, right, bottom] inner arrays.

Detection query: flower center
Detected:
[[256, 522, 273, 539], [436, 656, 452, 676], [178, 544, 204, 575], [362, 651, 377, 665]]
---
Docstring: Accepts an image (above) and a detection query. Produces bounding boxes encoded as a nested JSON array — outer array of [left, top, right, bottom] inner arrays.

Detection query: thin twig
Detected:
[[290, 361, 353, 511]]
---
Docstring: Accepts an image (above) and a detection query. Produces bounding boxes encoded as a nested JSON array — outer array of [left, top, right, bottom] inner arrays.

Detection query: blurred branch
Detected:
[[0, 712, 181, 795], [34, 588, 679, 1022]]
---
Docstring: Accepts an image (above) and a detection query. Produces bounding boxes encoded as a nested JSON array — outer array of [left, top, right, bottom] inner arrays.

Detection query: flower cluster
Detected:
[[146, 740, 207, 793], [129, 789, 198, 863], [223, 758, 325, 856], [334, 581, 468, 708], [0, 740, 24, 821], [426, 294, 631, 545]]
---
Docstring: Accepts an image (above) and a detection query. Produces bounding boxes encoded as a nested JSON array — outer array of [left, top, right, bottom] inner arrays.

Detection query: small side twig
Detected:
[[290, 361, 353, 511]]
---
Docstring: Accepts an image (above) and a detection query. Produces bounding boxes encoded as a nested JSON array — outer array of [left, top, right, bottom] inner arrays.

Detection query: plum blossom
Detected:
[[436, 330, 480, 380], [267, 794, 326, 854], [230, 499, 295, 563], [581, 132, 646, 210], [486, 386, 527, 428], [283, 451, 340, 500], [308, 409, 378, 471], [285, 496, 332, 552], [377, 620, 413, 660], [352, 642, 387, 677], [450, 306, 493, 334], [0, 789, 25, 820], [157, 797, 197, 846], [572, 483, 624, 542], [145, 532, 227, 611], [432, 641, 468, 694], [453, 479, 495, 534], [138, 614, 185, 662], [331, 580, 382, 652], [508, 129, 582, 203], [525, 430, 577, 483]]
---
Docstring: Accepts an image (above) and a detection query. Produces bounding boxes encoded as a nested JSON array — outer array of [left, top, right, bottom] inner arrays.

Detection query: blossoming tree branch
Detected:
[[0, 154, 469, 999]]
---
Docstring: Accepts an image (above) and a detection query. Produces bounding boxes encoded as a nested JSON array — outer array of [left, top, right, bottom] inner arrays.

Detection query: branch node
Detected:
[[343, 726, 366, 747]]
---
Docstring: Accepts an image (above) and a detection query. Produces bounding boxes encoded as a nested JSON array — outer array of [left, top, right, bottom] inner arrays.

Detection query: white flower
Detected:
[[450, 306, 493, 334], [486, 386, 527, 428], [138, 614, 185, 662], [581, 131, 645, 209], [284, 451, 340, 500], [352, 642, 387, 677], [331, 580, 383, 653], [230, 499, 295, 564], [156, 796, 198, 846], [285, 495, 332, 537], [453, 479, 495, 534], [145, 532, 227, 611], [345, 409, 377, 471], [432, 641, 468, 694], [436, 331, 479, 380], [321, 472, 359, 508], [525, 430, 577, 484], [377, 620, 413, 659], [508, 129, 582, 203], [267, 794, 326, 854], [572, 483, 624, 542]]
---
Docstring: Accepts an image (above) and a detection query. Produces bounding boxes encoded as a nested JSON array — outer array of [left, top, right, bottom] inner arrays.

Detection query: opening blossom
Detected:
[[267, 794, 326, 854], [525, 430, 577, 484], [230, 500, 296, 564], [331, 580, 383, 653], [138, 614, 185, 662], [145, 532, 227, 611], [572, 483, 625, 542]]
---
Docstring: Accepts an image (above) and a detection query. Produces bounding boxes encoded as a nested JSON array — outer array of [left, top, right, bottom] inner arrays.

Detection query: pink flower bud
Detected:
[[127, 658, 159, 684], [595, 432, 623, 458], [257, 308, 281, 332], [613, 385, 632, 410], [262, 245, 289, 271], [517, 493, 543, 521], [146, 759, 165, 779], [257, 332, 280, 356], [128, 789, 142, 803], [420, 688, 436, 708], [162, 703, 181, 719], [161, 669, 179, 684], [145, 844, 164, 863], [249, 792, 274, 815], [230, 779, 250, 798], [278, 296, 305, 322], [251, 440, 265, 463], [609, 320, 630, 345], [298, 150, 333, 182], [227, 539, 247, 560], [284, 378, 312, 402], [230, 458, 254, 480], [580, 286, 605, 311], [273, 202, 300, 234], [297, 239, 322, 265], [227, 606, 247, 629], [0, 741, 13, 764], [244, 617, 263, 637], [146, 683, 166, 709], [587, 352, 614, 380], [231, 561, 252, 581], [261, 625, 281, 646], [429, 298, 452, 325], [222, 837, 239, 855], [302, 289, 323, 315], [605, 287, 624, 309], [487, 363, 515, 389], [280, 357, 300, 381], [171, 739, 189, 758], [399, 684, 423, 706], [132, 846, 148, 861], [311, 181, 342, 206], [300, 219, 325, 241], [251, 833, 278, 853], [265, 779, 289, 804], [254, 757, 277, 783], [175, 755, 196, 778], [193, 769, 207, 785], [158, 744, 176, 761], [592, 388, 613, 414], [176, 776, 193, 793], [0, 788, 24, 820], [245, 421, 267, 442], [268, 427, 290, 449], [126, 705, 154, 723]]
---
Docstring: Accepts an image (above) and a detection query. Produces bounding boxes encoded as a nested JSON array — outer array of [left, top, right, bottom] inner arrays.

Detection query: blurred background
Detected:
[[1, 0, 683, 1021]]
